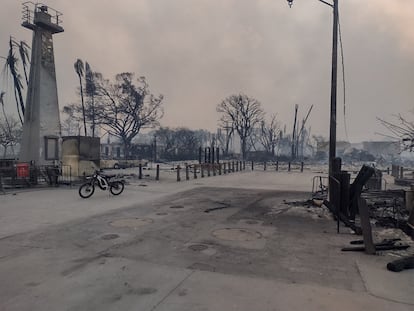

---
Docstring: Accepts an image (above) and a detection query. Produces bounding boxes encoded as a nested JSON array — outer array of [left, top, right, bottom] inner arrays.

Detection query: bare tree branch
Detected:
[[217, 94, 264, 160]]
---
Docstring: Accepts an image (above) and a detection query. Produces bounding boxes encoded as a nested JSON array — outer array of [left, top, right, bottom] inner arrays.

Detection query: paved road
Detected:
[[0, 171, 412, 310]]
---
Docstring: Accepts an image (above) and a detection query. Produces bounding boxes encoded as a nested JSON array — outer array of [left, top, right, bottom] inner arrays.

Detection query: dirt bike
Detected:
[[78, 170, 125, 198]]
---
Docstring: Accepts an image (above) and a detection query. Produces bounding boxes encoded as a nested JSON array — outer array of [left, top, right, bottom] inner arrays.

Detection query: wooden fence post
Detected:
[[177, 165, 181, 182]]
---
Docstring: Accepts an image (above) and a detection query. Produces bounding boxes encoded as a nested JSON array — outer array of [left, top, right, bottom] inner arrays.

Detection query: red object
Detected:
[[16, 163, 30, 178]]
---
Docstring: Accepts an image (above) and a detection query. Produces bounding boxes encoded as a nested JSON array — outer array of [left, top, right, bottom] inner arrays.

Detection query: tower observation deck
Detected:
[[22, 2, 63, 34]]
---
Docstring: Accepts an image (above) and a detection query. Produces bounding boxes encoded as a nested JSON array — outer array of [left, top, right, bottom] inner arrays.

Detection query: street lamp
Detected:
[[287, 0, 339, 202]]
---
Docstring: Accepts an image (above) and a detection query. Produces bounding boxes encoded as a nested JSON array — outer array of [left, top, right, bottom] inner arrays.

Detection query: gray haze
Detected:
[[1, 0, 413, 142]]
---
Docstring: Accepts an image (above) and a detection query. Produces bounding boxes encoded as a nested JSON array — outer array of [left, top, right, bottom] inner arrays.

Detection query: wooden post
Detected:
[[243, 161, 246, 170], [339, 171, 350, 218], [232, 161, 235, 172], [156, 164, 160, 180], [301, 162, 304, 172], [193, 165, 197, 179], [0, 175, 4, 194], [276, 161, 279, 171], [219, 163, 222, 175], [201, 164, 205, 178], [236, 161, 239, 172], [207, 164, 211, 177], [223, 163, 227, 174], [358, 197, 376, 255], [264, 162, 267, 171], [177, 165, 181, 182], [288, 162, 291, 172], [185, 164, 189, 180], [213, 163, 216, 176], [400, 166, 404, 179], [138, 164, 143, 179], [251, 161, 254, 171]]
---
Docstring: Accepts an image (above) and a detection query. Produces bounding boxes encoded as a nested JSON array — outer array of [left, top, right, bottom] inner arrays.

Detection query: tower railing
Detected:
[[22, 2, 63, 27]]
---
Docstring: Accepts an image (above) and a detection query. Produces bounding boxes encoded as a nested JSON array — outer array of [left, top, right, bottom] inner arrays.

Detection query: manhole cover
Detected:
[[212, 228, 262, 241], [101, 233, 120, 240], [170, 205, 184, 209], [188, 244, 208, 251], [110, 218, 153, 228]]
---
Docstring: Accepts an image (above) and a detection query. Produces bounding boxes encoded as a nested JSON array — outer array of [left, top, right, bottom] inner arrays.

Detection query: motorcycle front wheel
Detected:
[[79, 183, 95, 198]]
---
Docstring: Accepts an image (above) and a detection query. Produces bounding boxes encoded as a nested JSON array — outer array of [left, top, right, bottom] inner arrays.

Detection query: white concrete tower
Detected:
[[20, 3, 64, 165]]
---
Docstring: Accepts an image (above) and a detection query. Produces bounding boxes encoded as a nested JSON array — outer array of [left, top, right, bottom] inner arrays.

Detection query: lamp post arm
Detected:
[[288, 0, 333, 8], [318, 0, 334, 8]]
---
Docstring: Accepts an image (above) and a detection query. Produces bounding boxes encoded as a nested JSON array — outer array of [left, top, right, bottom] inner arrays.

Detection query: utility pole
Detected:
[[329, 0, 339, 180], [291, 104, 298, 160], [287, 0, 339, 202]]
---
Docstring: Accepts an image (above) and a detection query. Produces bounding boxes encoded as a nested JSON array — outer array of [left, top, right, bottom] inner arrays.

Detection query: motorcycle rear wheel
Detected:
[[110, 181, 124, 195]]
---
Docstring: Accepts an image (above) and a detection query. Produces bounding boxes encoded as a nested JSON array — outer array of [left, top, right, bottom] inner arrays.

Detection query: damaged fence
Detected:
[[312, 161, 414, 271], [132, 160, 307, 183], [0, 163, 72, 191]]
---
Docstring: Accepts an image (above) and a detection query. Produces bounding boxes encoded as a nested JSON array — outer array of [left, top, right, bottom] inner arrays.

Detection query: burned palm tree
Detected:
[[74, 58, 87, 136], [0, 91, 11, 131], [18, 41, 30, 86], [0, 91, 13, 156], [85, 62, 97, 137], [3, 37, 25, 125]]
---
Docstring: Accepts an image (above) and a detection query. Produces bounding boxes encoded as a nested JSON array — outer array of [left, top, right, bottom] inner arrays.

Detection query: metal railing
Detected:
[[0, 164, 72, 190], [22, 2, 63, 26]]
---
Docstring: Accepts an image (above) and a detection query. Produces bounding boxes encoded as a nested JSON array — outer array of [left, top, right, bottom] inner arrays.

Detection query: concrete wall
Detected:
[[62, 136, 100, 177]]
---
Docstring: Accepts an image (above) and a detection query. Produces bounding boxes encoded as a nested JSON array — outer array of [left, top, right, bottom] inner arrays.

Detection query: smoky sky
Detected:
[[1, 0, 413, 142]]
